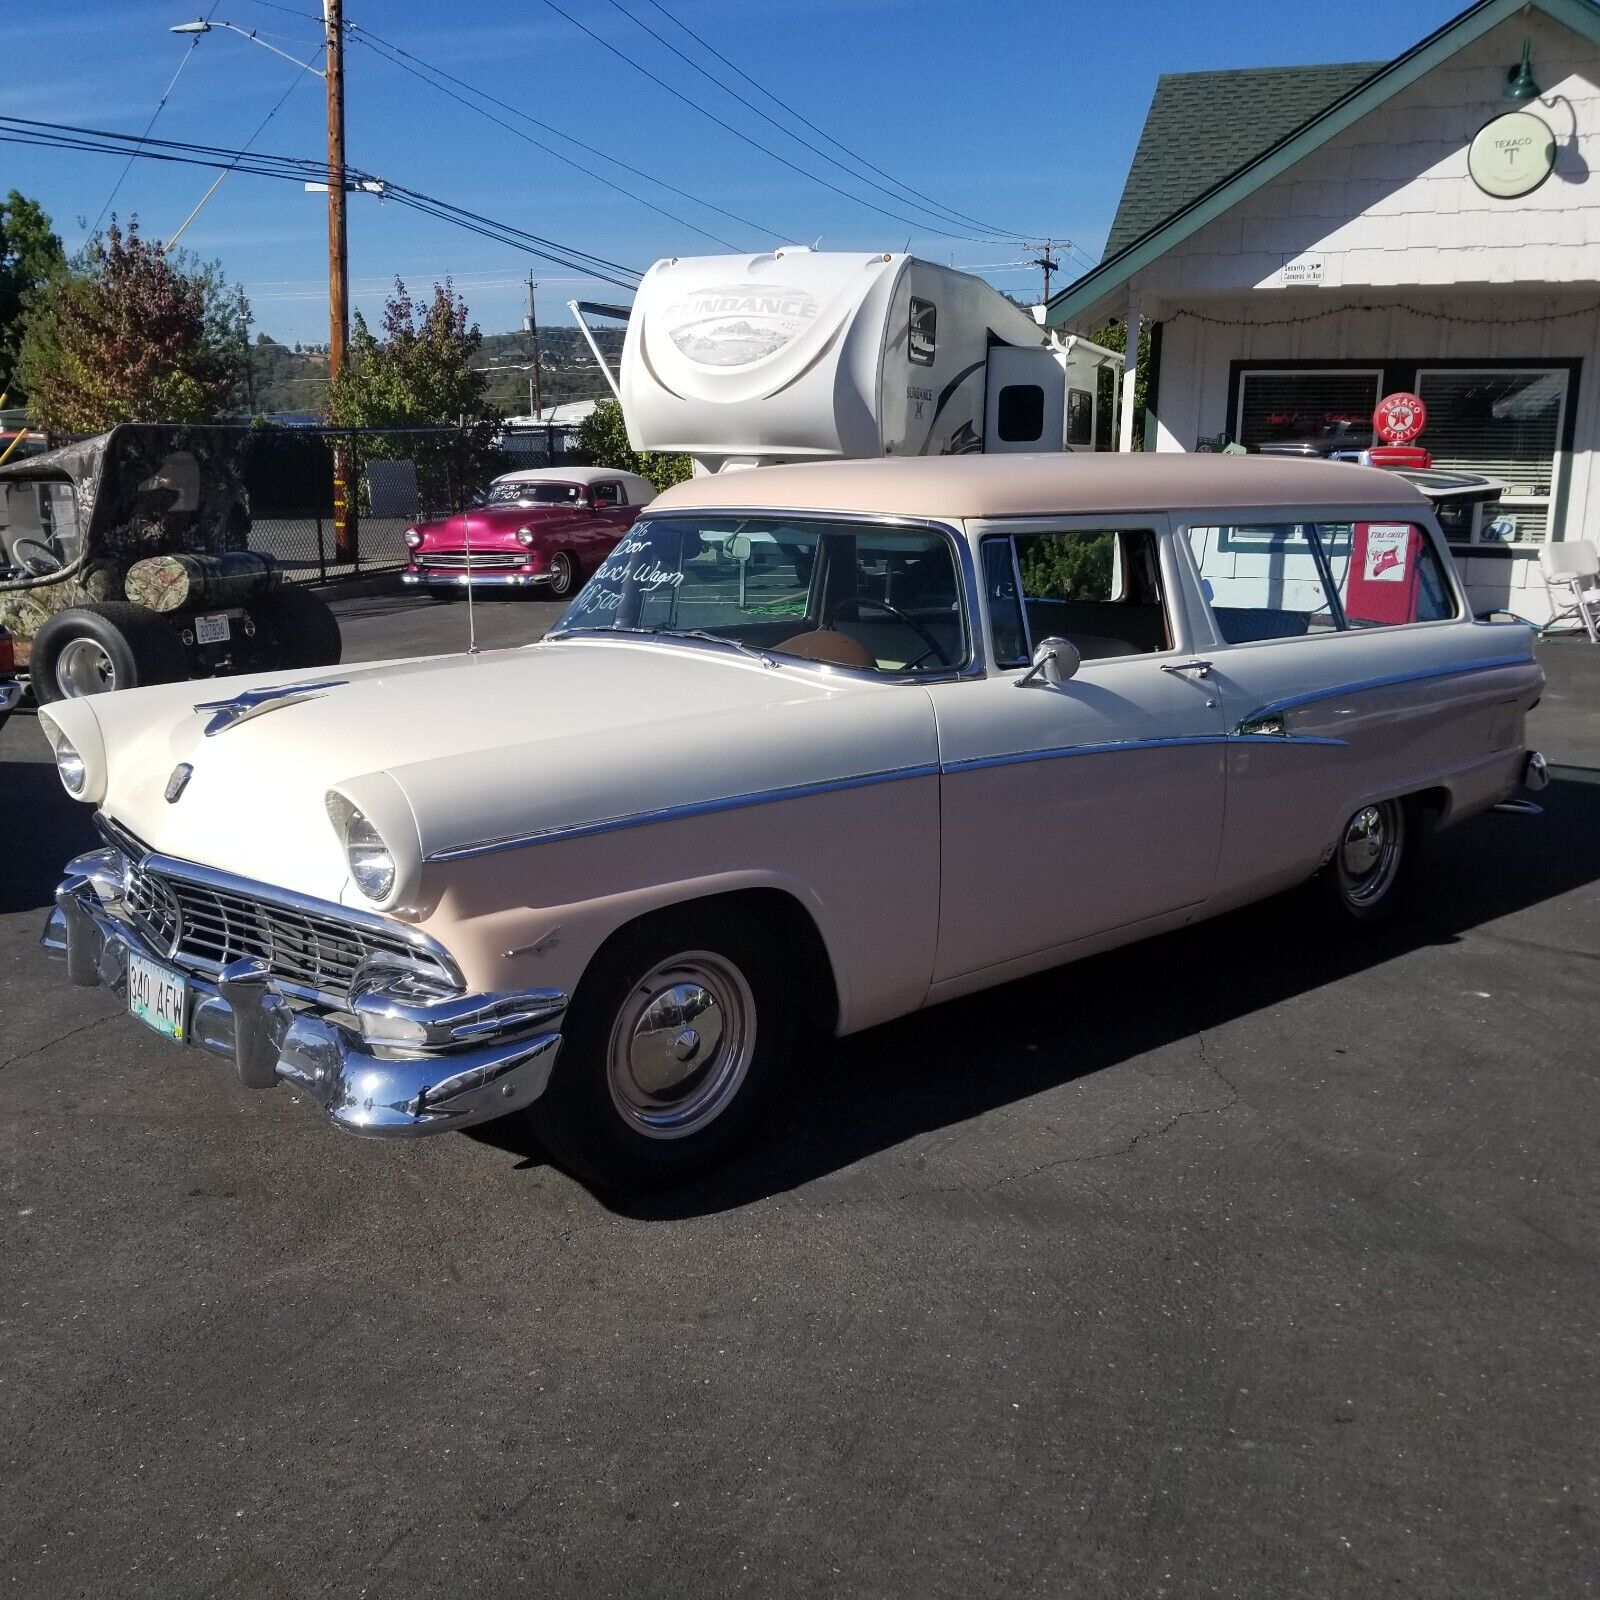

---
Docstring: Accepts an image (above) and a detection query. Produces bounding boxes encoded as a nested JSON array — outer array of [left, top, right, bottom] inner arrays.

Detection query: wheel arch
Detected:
[[570, 883, 843, 1037]]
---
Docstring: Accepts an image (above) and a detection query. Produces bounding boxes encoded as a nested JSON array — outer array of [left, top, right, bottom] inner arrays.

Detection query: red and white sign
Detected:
[[1373, 391, 1427, 445]]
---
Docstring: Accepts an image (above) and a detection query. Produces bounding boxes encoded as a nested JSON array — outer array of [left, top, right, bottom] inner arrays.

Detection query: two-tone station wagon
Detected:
[[40, 454, 1546, 1188]]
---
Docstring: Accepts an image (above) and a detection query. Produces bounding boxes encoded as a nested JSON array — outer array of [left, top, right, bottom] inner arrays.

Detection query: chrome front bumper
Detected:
[[401, 570, 550, 589], [40, 856, 565, 1138]]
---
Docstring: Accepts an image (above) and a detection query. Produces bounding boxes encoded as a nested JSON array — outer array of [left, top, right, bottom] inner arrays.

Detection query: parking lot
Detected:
[[2, 591, 1596, 1598]]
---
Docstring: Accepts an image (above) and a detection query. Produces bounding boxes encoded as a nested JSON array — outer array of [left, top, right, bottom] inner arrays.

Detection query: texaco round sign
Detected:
[[1373, 392, 1427, 445], [1468, 110, 1557, 199]]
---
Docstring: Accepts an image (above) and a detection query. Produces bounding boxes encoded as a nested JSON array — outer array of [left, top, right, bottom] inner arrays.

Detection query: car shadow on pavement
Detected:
[[1, 749, 101, 916], [470, 771, 1600, 1217]]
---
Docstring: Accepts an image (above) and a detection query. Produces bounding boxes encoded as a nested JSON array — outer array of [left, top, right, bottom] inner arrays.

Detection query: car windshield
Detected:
[[551, 514, 966, 675], [486, 481, 584, 506]]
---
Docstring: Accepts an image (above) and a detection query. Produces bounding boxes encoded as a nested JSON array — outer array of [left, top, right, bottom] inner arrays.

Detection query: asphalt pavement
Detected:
[[2, 591, 1596, 1598]]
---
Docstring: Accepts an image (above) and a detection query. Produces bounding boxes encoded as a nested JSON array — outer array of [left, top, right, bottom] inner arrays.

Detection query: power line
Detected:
[[344, 25, 772, 251], [2, 116, 643, 289], [613, 0, 1030, 243], [537, 0, 1016, 245], [91, 0, 220, 236]]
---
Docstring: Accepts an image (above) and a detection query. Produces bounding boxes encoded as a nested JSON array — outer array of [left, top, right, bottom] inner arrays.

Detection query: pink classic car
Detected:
[[402, 466, 657, 598]]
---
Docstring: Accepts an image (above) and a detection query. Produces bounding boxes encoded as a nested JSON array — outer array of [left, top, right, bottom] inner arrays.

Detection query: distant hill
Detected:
[[245, 325, 622, 419]]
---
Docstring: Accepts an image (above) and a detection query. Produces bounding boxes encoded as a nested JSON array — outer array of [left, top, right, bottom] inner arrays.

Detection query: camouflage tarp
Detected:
[[0, 424, 251, 643]]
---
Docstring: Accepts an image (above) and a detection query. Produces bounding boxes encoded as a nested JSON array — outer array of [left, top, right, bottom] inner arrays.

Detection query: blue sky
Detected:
[[3, 0, 1464, 345]]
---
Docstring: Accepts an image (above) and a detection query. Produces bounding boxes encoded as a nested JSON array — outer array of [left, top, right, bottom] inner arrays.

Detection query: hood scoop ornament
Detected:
[[193, 680, 348, 737]]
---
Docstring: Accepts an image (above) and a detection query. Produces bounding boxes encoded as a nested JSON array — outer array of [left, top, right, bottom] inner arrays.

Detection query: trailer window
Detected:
[[996, 385, 1046, 444]]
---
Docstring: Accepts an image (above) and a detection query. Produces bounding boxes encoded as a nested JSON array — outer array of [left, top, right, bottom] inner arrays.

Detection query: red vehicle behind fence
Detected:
[[402, 467, 657, 598]]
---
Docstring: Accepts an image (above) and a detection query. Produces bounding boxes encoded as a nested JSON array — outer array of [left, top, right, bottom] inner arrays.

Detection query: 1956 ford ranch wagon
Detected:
[[38, 455, 1547, 1189]]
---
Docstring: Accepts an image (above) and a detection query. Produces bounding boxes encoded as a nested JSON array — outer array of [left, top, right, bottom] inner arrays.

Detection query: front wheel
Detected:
[[546, 550, 576, 598], [31, 604, 189, 703], [527, 904, 792, 1191], [1315, 798, 1413, 926]]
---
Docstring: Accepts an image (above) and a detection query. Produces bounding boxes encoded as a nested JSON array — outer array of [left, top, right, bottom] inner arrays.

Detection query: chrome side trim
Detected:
[[942, 734, 1231, 775], [425, 762, 942, 863], [95, 814, 465, 990], [1237, 653, 1533, 731]]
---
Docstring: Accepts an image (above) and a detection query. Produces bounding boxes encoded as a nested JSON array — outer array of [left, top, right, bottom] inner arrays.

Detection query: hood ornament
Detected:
[[193, 679, 347, 737]]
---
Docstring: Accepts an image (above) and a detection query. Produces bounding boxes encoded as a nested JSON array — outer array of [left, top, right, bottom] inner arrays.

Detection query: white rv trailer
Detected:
[[571, 249, 1120, 474]]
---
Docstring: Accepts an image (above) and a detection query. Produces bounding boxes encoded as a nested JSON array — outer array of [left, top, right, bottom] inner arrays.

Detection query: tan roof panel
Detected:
[[651, 452, 1429, 520]]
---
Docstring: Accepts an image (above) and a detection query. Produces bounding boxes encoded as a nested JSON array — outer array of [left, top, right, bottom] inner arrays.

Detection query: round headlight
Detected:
[[515, 527, 535, 547], [403, 527, 423, 549], [344, 808, 396, 901], [55, 736, 88, 796]]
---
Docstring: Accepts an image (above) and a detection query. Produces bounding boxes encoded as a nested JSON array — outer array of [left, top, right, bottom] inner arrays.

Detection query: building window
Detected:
[[1414, 368, 1568, 543], [1236, 369, 1382, 455]]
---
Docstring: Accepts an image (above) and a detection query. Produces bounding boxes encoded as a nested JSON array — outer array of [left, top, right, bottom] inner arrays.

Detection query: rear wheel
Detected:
[[527, 904, 792, 1191], [1315, 798, 1413, 926], [249, 586, 342, 670], [31, 604, 189, 703]]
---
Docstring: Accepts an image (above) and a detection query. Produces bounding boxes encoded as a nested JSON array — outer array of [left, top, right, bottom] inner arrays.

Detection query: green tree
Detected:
[[17, 219, 242, 430], [0, 190, 65, 391], [575, 398, 691, 492], [324, 279, 502, 510], [1090, 319, 1151, 449], [325, 278, 489, 429]]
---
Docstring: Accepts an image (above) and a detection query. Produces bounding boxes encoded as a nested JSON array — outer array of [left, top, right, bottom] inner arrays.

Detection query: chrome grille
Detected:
[[417, 552, 526, 570], [122, 857, 454, 1005]]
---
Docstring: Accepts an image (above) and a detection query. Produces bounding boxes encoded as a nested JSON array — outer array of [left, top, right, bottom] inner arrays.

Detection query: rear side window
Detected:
[[1187, 521, 1456, 643], [593, 481, 623, 508]]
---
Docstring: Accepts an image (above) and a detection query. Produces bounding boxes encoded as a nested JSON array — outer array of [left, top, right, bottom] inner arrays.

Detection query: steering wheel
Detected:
[[827, 595, 952, 670], [10, 538, 64, 577]]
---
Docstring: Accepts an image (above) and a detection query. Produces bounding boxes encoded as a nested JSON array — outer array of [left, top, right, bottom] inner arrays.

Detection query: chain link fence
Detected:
[[241, 424, 512, 585]]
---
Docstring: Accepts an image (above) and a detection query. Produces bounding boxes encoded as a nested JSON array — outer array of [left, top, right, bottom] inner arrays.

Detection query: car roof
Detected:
[[495, 466, 654, 490], [650, 452, 1429, 519]]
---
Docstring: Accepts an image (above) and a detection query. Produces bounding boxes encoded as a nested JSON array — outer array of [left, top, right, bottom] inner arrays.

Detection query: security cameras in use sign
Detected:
[[1373, 392, 1427, 445]]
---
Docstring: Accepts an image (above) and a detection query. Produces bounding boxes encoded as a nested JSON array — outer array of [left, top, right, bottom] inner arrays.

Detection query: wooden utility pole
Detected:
[[525, 272, 544, 421], [325, 0, 356, 561], [1028, 240, 1061, 307]]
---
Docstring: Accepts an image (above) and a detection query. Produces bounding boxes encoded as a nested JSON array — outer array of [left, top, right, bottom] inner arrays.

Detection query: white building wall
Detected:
[[1134, 11, 1600, 298]]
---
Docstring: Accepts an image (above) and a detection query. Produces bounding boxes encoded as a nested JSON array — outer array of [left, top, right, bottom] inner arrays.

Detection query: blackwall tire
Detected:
[[527, 904, 792, 1192], [249, 586, 342, 670], [546, 551, 575, 598], [31, 604, 189, 703], [1314, 798, 1415, 928]]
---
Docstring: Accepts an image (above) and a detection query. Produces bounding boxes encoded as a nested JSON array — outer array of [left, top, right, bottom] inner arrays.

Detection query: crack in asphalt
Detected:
[[0, 1012, 119, 1075], [886, 1028, 1243, 1204]]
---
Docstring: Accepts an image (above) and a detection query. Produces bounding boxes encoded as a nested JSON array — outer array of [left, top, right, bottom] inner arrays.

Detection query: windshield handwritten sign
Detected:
[[564, 533, 684, 619]]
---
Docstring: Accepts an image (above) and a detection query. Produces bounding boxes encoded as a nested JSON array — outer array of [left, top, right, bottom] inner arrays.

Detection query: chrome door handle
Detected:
[[1160, 659, 1213, 678]]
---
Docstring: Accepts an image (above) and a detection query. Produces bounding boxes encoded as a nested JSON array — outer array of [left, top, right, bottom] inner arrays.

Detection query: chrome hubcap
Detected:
[[56, 638, 116, 697], [1338, 802, 1403, 907], [606, 951, 754, 1139], [550, 554, 572, 593]]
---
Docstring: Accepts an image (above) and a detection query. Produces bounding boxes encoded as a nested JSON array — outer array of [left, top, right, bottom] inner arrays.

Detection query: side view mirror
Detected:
[[1016, 636, 1081, 689]]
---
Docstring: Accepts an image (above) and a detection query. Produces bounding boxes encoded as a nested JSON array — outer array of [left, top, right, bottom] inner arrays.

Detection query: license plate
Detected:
[[127, 950, 188, 1043], [195, 612, 231, 645]]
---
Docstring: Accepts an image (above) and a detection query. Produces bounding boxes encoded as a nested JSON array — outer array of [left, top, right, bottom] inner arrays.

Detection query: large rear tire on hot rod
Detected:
[[527, 903, 793, 1193], [250, 586, 343, 671], [31, 604, 189, 703]]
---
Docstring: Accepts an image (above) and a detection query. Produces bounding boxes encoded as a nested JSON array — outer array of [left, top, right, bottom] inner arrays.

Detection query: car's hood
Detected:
[[39, 639, 935, 910], [415, 507, 594, 549]]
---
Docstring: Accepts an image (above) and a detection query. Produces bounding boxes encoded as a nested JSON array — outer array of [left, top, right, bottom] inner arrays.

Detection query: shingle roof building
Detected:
[[1104, 63, 1382, 257]]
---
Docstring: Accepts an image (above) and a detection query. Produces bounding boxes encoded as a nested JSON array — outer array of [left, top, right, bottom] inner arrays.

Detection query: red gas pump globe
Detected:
[[1373, 391, 1427, 445]]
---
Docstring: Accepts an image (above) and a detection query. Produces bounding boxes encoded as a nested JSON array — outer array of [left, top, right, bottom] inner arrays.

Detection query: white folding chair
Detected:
[[1538, 539, 1600, 642]]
